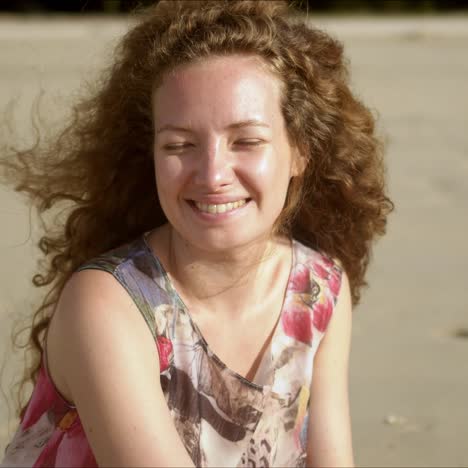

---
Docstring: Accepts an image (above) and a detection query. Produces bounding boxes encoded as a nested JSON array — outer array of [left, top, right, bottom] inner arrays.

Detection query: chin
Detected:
[[182, 228, 267, 254]]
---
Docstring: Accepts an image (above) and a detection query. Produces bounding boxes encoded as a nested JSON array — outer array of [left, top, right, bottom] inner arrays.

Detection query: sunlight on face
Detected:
[[152, 55, 297, 253]]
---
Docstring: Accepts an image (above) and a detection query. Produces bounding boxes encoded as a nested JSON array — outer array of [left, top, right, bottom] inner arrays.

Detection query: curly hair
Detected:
[[1, 0, 393, 417]]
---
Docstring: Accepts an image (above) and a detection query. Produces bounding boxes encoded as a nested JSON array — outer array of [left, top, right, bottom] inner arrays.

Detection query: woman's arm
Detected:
[[306, 271, 354, 467], [47, 269, 195, 468]]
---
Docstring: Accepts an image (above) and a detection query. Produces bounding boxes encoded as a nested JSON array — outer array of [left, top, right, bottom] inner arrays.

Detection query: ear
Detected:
[[291, 149, 307, 178]]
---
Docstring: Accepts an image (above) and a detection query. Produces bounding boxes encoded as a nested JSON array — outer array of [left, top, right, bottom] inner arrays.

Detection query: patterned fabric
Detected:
[[1, 233, 342, 467]]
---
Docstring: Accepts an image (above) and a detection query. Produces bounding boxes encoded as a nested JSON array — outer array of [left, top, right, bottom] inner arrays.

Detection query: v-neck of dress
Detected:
[[141, 232, 297, 391]]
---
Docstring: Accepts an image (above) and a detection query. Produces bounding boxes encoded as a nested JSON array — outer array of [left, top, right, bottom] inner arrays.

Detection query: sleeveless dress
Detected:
[[1, 232, 343, 468]]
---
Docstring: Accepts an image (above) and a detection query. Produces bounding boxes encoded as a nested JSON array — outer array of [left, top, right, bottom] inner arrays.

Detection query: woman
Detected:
[[1, 1, 393, 466]]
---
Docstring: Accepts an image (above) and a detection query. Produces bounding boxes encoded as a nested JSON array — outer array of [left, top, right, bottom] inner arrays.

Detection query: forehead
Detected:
[[152, 55, 283, 128]]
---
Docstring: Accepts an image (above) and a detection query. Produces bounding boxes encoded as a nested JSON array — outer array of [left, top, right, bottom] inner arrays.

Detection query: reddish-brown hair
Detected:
[[1, 0, 393, 416]]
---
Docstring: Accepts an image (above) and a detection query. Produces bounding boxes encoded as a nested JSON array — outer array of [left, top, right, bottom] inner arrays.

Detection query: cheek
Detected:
[[242, 151, 291, 195], [155, 155, 187, 195], [252, 153, 270, 178], [242, 153, 275, 183]]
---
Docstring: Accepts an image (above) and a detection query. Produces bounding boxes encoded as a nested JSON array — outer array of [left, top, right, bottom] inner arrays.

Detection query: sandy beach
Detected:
[[0, 14, 467, 467]]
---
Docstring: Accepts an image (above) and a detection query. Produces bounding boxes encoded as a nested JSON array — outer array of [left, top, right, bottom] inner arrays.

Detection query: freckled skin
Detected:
[[152, 55, 297, 254]]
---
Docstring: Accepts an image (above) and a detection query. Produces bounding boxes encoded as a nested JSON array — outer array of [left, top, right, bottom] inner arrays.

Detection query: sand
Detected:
[[0, 15, 467, 467]]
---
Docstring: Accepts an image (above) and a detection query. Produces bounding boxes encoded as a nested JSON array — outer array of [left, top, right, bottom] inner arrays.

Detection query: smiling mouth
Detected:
[[190, 199, 250, 214]]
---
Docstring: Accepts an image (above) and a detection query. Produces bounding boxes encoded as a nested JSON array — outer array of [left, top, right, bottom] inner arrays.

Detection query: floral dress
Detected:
[[1, 233, 342, 467]]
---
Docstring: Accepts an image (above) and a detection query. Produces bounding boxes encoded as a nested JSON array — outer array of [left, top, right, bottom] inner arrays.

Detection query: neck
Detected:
[[163, 226, 291, 320]]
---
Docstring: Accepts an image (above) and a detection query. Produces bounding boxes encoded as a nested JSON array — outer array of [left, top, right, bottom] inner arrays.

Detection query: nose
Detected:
[[193, 141, 234, 191]]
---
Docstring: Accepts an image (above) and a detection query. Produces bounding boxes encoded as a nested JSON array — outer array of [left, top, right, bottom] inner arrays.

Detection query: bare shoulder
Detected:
[[46, 268, 194, 467], [46, 270, 130, 399], [307, 270, 354, 467], [312, 268, 352, 382], [49, 268, 143, 355], [46, 268, 142, 397], [53, 268, 135, 324], [326, 267, 352, 343]]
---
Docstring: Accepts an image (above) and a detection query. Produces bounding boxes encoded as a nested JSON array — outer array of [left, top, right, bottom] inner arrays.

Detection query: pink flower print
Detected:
[[313, 298, 333, 333], [329, 269, 342, 297], [57, 410, 78, 431], [55, 415, 97, 467], [33, 427, 65, 468], [33, 412, 77, 467], [34, 411, 97, 467], [156, 336, 173, 372], [288, 264, 311, 293], [321, 256, 335, 269], [281, 298, 313, 344], [312, 262, 329, 280], [21, 364, 61, 431]]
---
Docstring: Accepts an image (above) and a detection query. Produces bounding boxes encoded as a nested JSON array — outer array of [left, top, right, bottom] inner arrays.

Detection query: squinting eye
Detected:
[[234, 139, 263, 147], [162, 143, 193, 151]]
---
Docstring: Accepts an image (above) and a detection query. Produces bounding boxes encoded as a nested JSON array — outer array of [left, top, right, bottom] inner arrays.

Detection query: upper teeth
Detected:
[[195, 199, 246, 214]]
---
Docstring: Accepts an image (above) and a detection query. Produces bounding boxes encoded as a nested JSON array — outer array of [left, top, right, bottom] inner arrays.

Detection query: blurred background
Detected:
[[1, 1, 467, 467], [0, 0, 467, 12]]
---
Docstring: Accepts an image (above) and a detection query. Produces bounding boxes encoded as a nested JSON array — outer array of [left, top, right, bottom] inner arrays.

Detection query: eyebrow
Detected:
[[155, 119, 270, 135]]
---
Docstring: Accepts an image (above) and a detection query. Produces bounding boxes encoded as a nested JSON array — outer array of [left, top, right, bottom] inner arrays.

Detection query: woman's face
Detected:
[[152, 54, 299, 253]]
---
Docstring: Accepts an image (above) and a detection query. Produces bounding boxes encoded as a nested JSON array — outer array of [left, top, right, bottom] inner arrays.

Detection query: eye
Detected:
[[162, 142, 194, 151], [233, 139, 264, 147]]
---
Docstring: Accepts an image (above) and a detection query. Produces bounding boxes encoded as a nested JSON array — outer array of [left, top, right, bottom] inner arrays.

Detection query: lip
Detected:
[[185, 198, 251, 221], [187, 195, 251, 204]]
